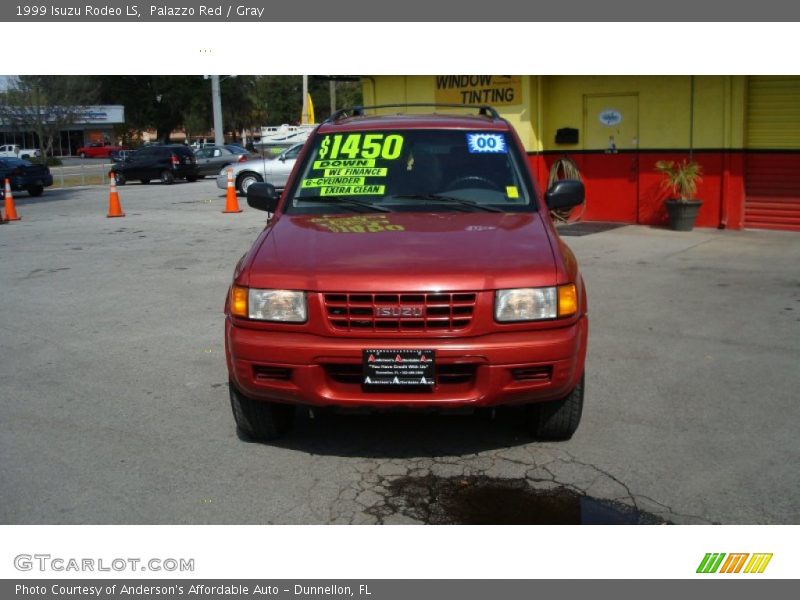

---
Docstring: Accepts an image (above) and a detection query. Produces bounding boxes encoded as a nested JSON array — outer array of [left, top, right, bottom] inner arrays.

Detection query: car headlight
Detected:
[[495, 284, 577, 322], [230, 286, 307, 322]]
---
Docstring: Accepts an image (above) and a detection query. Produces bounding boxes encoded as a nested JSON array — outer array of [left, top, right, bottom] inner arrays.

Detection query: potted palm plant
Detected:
[[655, 159, 703, 231]]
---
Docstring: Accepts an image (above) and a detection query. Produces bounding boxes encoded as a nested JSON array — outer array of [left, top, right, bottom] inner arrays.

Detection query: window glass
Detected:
[[285, 130, 533, 214]]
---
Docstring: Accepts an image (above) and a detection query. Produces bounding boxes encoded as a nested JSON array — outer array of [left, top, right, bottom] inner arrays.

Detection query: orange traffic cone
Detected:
[[3, 178, 21, 221], [222, 167, 242, 213], [107, 172, 125, 218]]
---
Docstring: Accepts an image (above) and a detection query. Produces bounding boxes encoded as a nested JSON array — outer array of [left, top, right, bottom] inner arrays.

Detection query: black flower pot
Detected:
[[665, 199, 703, 231]]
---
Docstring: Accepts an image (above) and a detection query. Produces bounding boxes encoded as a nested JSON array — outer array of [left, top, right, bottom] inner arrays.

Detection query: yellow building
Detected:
[[361, 76, 800, 231]]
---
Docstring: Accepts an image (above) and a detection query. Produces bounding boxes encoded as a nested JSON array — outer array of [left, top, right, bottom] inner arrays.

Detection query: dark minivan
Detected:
[[112, 145, 198, 185]]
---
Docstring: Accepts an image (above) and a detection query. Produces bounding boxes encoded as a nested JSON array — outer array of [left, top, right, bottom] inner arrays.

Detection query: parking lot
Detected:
[[1, 179, 798, 524]]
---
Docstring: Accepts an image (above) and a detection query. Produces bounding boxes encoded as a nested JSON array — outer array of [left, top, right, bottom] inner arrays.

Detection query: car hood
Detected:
[[245, 211, 557, 292]]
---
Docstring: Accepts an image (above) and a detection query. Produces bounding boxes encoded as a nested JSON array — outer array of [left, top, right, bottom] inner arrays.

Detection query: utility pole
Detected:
[[329, 80, 336, 114], [211, 75, 224, 146]]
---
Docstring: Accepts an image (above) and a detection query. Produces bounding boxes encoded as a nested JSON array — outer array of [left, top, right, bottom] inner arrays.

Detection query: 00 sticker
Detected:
[[318, 134, 404, 161]]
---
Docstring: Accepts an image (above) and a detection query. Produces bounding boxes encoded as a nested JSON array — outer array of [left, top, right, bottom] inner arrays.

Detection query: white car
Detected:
[[216, 143, 303, 195], [0, 144, 40, 159]]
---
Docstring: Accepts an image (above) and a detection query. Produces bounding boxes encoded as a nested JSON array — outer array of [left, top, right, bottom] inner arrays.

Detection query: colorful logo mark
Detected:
[[696, 553, 773, 574]]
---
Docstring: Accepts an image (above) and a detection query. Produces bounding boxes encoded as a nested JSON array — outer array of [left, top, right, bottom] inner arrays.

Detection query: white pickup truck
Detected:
[[0, 144, 41, 159]]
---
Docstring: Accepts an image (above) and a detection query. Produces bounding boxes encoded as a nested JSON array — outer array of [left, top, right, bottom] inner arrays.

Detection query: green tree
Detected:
[[220, 76, 264, 139], [309, 77, 363, 119], [251, 76, 363, 125], [93, 75, 265, 143], [93, 76, 208, 142], [89, 75, 363, 142]]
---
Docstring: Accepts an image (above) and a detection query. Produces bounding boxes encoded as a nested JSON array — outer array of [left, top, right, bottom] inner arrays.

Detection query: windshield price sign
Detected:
[[318, 134, 404, 161]]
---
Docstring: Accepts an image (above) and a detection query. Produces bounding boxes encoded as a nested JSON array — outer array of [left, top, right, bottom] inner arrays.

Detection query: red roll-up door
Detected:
[[744, 76, 800, 231]]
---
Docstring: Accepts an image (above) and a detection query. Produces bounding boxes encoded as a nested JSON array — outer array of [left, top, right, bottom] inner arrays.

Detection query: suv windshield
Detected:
[[285, 129, 535, 214]]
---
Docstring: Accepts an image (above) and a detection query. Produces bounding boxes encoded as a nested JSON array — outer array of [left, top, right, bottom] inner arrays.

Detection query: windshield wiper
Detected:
[[391, 193, 503, 213], [294, 195, 391, 212]]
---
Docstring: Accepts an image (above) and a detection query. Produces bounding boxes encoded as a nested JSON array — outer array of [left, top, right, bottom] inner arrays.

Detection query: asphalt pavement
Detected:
[[0, 180, 798, 524]]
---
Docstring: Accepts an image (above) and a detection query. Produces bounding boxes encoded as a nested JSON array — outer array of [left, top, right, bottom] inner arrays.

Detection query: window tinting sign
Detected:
[[598, 109, 623, 126]]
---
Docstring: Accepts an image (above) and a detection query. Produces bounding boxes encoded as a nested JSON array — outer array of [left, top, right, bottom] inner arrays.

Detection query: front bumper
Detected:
[[9, 174, 53, 190], [225, 316, 588, 409], [174, 165, 198, 179]]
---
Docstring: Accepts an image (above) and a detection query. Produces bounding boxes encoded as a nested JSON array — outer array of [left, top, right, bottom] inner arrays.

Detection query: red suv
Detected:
[[225, 105, 587, 441]]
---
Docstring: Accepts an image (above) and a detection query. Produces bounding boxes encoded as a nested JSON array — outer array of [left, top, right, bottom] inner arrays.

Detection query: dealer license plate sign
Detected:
[[362, 349, 435, 386]]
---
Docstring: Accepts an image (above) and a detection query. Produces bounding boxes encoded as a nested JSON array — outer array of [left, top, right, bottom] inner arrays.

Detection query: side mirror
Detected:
[[545, 179, 585, 211], [247, 182, 279, 212]]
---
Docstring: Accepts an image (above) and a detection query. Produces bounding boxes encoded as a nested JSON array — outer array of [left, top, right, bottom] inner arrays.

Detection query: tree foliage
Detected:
[[2, 76, 365, 148], [255, 76, 363, 125], [92, 76, 208, 142]]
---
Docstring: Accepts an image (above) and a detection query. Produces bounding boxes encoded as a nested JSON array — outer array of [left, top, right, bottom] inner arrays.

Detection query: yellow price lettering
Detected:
[[381, 135, 403, 159], [340, 134, 362, 159], [361, 134, 383, 159], [320, 134, 405, 160]]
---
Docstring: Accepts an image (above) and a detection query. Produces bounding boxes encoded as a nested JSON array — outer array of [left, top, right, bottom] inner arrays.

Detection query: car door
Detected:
[[265, 144, 303, 188], [194, 147, 213, 175], [210, 147, 236, 174], [121, 149, 143, 178], [149, 148, 171, 179], [127, 148, 152, 179]]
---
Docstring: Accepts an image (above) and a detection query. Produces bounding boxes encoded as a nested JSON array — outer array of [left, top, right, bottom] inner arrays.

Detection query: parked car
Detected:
[[76, 142, 128, 159], [215, 143, 303, 194], [194, 145, 249, 177], [224, 144, 251, 155], [111, 144, 198, 185], [224, 105, 587, 442], [190, 140, 216, 151], [0, 144, 40, 159], [109, 149, 136, 163], [0, 157, 53, 196]]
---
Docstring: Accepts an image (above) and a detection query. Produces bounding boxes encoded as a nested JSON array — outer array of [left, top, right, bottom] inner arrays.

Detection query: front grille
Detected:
[[324, 363, 477, 386], [323, 292, 477, 332]]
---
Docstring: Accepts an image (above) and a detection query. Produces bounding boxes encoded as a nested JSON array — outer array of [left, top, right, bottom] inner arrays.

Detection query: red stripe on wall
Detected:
[[528, 151, 750, 230]]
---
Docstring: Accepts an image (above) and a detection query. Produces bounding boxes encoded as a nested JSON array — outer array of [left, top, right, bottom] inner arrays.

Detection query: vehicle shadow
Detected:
[[255, 408, 537, 459], [11, 186, 95, 206]]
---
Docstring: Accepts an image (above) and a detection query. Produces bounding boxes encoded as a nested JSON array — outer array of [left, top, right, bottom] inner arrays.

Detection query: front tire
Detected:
[[114, 171, 126, 185], [140, 179, 150, 185], [229, 381, 295, 441], [160, 170, 175, 185], [237, 172, 262, 195], [525, 372, 584, 441], [27, 186, 44, 197], [79, 152, 86, 159]]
